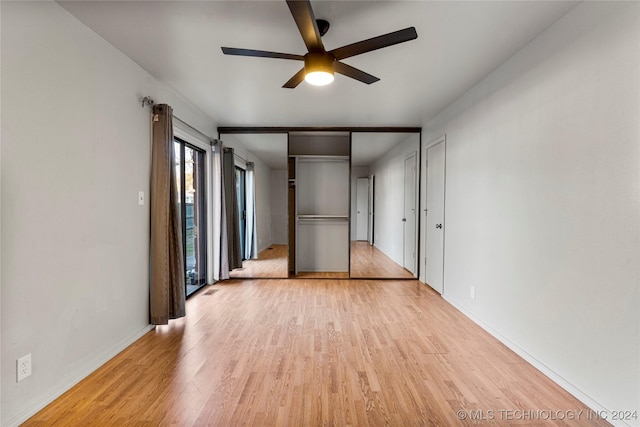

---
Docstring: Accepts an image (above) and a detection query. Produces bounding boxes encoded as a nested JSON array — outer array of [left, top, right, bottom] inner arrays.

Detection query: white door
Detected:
[[356, 177, 369, 240], [425, 139, 445, 293], [403, 153, 417, 275], [368, 174, 375, 244]]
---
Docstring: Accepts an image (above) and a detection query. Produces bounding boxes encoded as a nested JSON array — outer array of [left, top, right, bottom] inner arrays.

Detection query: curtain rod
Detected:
[[141, 96, 252, 165], [142, 96, 216, 145], [173, 115, 216, 144], [233, 152, 248, 164]]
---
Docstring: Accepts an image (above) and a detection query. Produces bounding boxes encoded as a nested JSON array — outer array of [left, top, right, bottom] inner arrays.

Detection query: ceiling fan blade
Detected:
[[283, 68, 306, 89], [334, 62, 380, 85], [221, 47, 304, 61], [330, 27, 418, 60], [286, 0, 324, 52]]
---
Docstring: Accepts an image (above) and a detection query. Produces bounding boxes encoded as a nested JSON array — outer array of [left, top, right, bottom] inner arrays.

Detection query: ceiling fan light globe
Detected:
[[303, 51, 335, 86], [305, 70, 334, 86]]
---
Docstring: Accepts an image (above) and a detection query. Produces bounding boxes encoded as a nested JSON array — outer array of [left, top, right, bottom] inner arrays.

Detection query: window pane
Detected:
[[235, 167, 246, 260], [174, 141, 182, 208], [186, 145, 207, 296]]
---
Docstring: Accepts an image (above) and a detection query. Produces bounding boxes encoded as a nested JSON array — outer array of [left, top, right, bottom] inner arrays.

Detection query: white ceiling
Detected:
[[352, 133, 413, 167], [59, 0, 577, 130], [227, 133, 288, 169]]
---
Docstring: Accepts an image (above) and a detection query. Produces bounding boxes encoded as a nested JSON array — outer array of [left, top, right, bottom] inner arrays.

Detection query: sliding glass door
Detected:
[[174, 138, 207, 297], [235, 167, 247, 260]]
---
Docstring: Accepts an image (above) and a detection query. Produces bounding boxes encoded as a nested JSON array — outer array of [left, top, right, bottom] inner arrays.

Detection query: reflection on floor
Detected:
[[228, 242, 414, 279], [230, 244, 288, 278], [350, 241, 415, 279], [295, 272, 349, 279], [186, 283, 206, 297]]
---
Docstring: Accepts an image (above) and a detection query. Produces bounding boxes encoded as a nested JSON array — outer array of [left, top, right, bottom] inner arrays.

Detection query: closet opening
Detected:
[[217, 126, 422, 281], [288, 132, 350, 278]]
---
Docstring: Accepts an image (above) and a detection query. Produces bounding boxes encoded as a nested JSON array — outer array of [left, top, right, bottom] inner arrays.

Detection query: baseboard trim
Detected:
[[442, 295, 631, 427], [4, 324, 154, 427]]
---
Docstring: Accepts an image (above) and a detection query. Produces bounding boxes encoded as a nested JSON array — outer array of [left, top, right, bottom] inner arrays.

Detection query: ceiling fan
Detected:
[[221, 0, 418, 88]]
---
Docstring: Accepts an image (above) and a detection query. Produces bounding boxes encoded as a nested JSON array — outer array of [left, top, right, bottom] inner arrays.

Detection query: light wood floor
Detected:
[[350, 241, 416, 279], [230, 244, 288, 278], [228, 241, 415, 279], [25, 279, 608, 426], [295, 271, 350, 279]]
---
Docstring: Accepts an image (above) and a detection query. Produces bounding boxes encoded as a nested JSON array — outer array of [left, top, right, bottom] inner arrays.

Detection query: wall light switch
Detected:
[[138, 191, 145, 206], [470, 286, 476, 300]]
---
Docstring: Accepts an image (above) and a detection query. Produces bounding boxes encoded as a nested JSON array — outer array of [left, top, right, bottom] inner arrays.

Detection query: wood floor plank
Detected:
[[350, 241, 416, 279], [230, 244, 288, 278], [23, 279, 610, 426]]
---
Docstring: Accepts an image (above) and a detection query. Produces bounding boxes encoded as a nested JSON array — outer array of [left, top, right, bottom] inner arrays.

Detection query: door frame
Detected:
[[174, 137, 208, 297], [403, 151, 418, 275], [368, 174, 375, 245], [234, 166, 247, 260], [355, 177, 369, 241]]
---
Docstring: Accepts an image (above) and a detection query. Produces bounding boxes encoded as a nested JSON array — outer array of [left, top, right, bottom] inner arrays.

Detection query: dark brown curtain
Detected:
[[223, 147, 243, 270], [150, 104, 185, 325]]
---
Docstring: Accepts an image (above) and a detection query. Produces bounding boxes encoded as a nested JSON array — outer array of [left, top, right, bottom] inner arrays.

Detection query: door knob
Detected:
[[435, 224, 443, 229], [402, 218, 407, 222]]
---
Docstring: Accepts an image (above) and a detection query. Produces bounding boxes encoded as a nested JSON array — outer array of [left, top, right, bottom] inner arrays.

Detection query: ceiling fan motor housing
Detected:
[[316, 19, 330, 37], [304, 51, 335, 74]]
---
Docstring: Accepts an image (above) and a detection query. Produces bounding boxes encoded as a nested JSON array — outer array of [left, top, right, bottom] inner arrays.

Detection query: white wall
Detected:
[[420, 1, 639, 420], [1, 2, 217, 425], [270, 169, 288, 246], [350, 166, 369, 241], [220, 134, 273, 253], [0, 3, 3, 420], [369, 134, 420, 265]]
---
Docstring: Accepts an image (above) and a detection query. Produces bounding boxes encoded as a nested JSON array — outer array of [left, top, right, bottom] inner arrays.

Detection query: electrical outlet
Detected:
[[17, 353, 32, 382], [470, 286, 476, 300], [138, 191, 145, 206]]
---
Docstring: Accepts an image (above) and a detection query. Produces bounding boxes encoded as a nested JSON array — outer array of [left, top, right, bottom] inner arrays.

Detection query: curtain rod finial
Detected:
[[141, 96, 155, 108]]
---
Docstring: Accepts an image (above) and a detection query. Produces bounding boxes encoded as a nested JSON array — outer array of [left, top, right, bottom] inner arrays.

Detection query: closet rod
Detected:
[[297, 215, 349, 221]]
